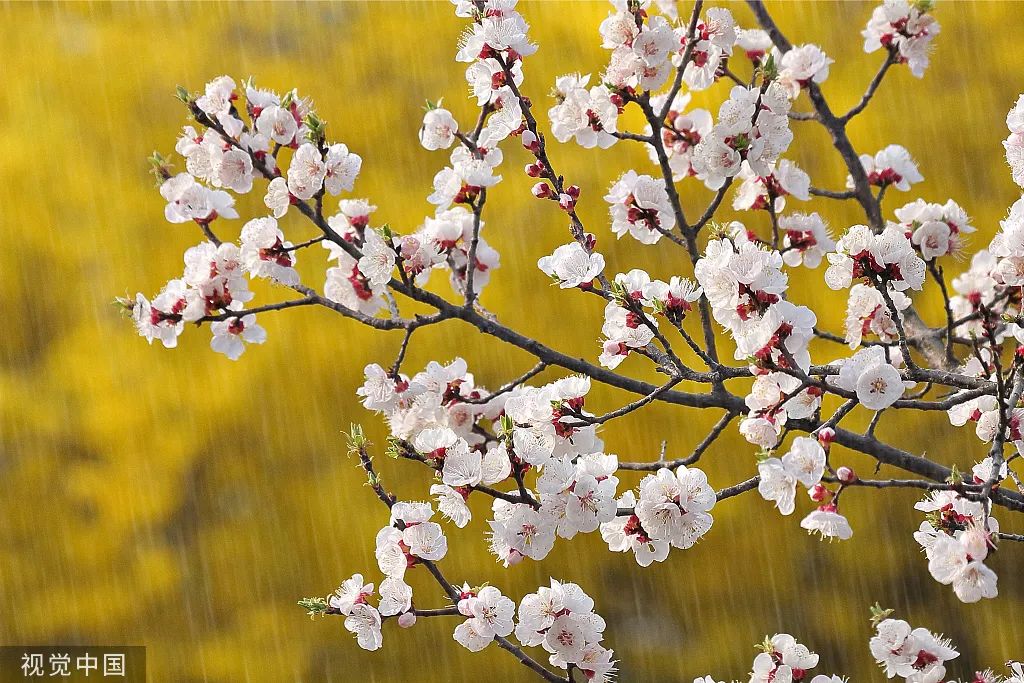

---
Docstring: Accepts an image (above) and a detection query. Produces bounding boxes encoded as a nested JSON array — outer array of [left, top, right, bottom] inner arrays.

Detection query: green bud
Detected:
[[869, 602, 894, 628], [760, 53, 779, 83], [175, 85, 191, 104], [345, 424, 368, 455], [147, 151, 173, 183], [112, 295, 136, 317], [297, 596, 330, 619]]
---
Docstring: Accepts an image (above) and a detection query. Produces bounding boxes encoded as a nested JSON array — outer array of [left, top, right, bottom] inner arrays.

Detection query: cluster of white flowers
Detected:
[[828, 345, 912, 411], [631, 464, 716, 552], [732, 159, 811, 215], [775, 43, 834, 100], [863, 0, 940, 78], [848, 144, 923, 192], [160, 172, 238, 225], [601, 3, 676, 92], [870, 617, 958, 682], [515, 580, 615, 681], [647, 92, 713, 181], [548, 73, 620, 149], [136, 2, 1024, 676], [135, 74, 381, 357], [988, 198, 1024, 294], [757, 431, 855, 541], [695, 227, 823, 447], [741, 372, 822, 450], [678, 7, 737, 91], [825, 223, 925, 347], [946, 251, 1001, 339], [1006, 94, 1024, 188], [691, 81, 793, 190], [376, 502, 449, 577], [895, 198, 975, 261], [598, 269, 700, 369], [750, 634, 821, 683], [913, 464, 1003, 603], [605, 170, 677, 245], [453, 585, 516, 652], [328, 574, 385, 651], [758, 436, 826, 514], [133, 240, 250, 349], [413, 2, 541, 299]]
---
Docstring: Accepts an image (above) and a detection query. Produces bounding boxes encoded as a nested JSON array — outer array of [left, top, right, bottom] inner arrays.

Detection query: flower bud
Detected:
[[397, 611, 417, 628], [817, 427, 835, 449], [558, 193, 576, 212], [809, 483, 831, 502], [565, 184, 580, 199], [522, 130, 540, 153], [837, 466, 857, 484], [532, 182, 553, 199], [525, 162, 543, 178]]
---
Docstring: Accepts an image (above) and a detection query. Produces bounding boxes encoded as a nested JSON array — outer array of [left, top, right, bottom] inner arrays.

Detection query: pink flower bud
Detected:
[[837, 466, 857, 484], [522, 130, 540, 153], [532, 182, 553, 199], [525, 163, 542, 177], [397, 611, 417, 628], [809, 483, 831, 502], [566, 184, 580, 199], [558, 193, 576, 211], [817, 427, 835, 448]]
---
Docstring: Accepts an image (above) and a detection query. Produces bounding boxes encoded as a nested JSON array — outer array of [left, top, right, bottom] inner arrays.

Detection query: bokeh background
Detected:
[[2, 2, 1023, 681]]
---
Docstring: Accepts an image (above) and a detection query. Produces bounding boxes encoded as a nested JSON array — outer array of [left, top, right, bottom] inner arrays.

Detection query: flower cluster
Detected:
[[870, 617, 958, 682], [605, 170, 676, 245], [863, 0, 940, 78], [848, 145, 923, 192], [677, 7, 737, 91], [598, 269, 700, 369], [631, 464, 716, 551], [329, 574, 385, 651], [376, 502, 449, 578], [895, 198, 975, 261], [824, 224, 926, 347], [828, 346, 912, 411], [647, 92, 713, 180], [750, 634, 821, 683], [913, 471, 1002, 603], [696, 228, 817, 370], [548, 73, 620, 149], [515, 580, 615, 681], [692, 82, 793, 190], [732, 160, 811, 215], [776, 43, 834, 100], [1006, 94, 1024, 188], [741, 372, 822, 450], [134, 1, 1024, 678], [453, 585, 516, 652], [757, 436, 827, 515]]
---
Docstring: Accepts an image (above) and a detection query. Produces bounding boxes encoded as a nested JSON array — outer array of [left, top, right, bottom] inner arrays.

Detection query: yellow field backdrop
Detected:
[[2, 2, 1023, 681]]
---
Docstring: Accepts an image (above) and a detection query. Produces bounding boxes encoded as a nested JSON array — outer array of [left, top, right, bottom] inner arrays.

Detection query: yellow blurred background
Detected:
[[1, 2, 1022, 681]]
